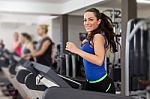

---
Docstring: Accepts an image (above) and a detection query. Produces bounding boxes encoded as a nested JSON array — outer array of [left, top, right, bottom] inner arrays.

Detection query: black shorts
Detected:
[[84, 76, 116, 94]]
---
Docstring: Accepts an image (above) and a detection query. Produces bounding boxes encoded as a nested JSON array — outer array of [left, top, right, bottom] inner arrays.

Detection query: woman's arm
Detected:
[[66, 34, 105, 66], [32, 40, 51, 57], [28, 43, 35, 53], [28, 43, 36, 61]]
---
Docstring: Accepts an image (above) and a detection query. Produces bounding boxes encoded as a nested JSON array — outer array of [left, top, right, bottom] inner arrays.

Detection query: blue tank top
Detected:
[[81, 35, 107, 81]]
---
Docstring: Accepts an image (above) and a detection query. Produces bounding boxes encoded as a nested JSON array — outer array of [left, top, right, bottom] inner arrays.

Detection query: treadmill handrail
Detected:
[[58, 74, 82, 89], [128, 20, 149, 41]]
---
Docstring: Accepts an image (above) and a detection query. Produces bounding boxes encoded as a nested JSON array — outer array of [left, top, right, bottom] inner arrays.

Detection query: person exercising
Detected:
[[66, 8, 117, 94], [31, 24, 53, 67]]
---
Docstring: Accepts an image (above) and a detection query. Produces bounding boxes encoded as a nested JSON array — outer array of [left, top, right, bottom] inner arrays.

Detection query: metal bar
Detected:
[[72, 55, 76, 78], [58, 74, 82, 89], [128, 21, 146, 41], [65, 54, 69, 77], [148, 28, 150, 80], [125, 19, 134, 96]]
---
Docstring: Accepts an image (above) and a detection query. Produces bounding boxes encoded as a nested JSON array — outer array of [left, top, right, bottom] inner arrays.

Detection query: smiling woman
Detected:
[[66, 8, 117, 94]]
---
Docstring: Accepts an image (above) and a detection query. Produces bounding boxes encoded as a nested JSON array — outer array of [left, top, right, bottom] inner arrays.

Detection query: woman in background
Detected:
[[31, 24, 53, 67], [12, 32, 22, 56], [20, 33, 36, 61]]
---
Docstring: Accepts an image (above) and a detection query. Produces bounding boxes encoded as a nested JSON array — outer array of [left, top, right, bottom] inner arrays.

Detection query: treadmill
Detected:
[[1, 49, 134, 99], [16, 54, 134, 99]]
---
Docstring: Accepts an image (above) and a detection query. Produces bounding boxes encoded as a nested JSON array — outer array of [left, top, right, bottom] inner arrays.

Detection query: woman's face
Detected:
[[84, 12, 101, 33], [37, 26, 44, 36], [13, 33, 19, 41]]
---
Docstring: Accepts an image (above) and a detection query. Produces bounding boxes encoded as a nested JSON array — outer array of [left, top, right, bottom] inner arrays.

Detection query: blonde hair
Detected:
[[39, 24, 49, 34], [13, 32, 20, 40], [14, 32, 19, 36]]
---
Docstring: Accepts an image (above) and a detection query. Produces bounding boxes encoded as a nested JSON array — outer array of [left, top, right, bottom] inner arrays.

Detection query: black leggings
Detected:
[[84, 76, 116, 94]]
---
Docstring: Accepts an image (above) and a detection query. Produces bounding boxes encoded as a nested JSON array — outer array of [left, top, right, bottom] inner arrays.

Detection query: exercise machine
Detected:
[[125, 18, 150, 99]]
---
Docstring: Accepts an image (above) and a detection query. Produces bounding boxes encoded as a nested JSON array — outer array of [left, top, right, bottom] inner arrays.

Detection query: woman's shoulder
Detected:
[[93, 33, 105, 40], [43, 36, 52, 42]]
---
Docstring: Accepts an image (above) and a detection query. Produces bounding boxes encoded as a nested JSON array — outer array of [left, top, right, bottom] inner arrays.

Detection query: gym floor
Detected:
[[0, 71, 12, 99], [0, 90, 11, 99]]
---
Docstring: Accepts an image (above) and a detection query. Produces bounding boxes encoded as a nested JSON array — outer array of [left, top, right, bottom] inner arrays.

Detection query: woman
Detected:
[[0, 39, 5, 49], [31, 24, 53, 67], [66, 8, 117, 94], [12, 32, 22, 56], [20, 33, 35, 61]]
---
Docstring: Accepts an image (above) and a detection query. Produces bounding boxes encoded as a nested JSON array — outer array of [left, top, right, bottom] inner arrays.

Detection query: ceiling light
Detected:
[[137, 0, 150, 4]]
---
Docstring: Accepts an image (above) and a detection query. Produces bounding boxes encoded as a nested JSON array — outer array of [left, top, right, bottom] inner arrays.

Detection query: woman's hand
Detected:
[[65, 42, 79, 54], [28, 53, 37, 62], [82, 39, 88, 45], [30, 52, 36, 57], [21, 54, 31, 60]]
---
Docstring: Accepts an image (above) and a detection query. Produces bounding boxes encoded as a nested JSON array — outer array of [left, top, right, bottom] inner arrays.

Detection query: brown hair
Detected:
[[21, 33, 32, 41], [85, 8, 117, 52]]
